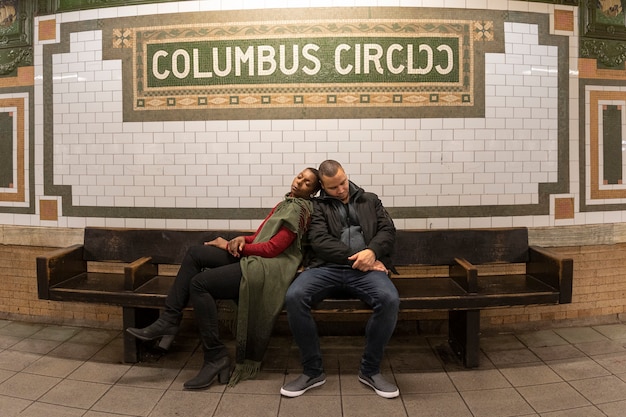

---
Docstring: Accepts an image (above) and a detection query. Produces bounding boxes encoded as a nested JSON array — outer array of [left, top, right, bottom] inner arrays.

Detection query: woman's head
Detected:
[[290, 168, 321, 199]]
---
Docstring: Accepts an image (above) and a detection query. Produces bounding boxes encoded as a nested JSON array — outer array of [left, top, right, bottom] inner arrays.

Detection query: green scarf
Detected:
[[228, 195, 312, 386]]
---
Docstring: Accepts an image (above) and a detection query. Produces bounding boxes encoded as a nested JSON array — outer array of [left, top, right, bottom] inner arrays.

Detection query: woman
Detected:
[[126, 168, 320, 389]]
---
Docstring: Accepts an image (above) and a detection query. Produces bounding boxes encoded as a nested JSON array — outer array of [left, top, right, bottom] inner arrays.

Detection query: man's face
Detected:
[[321, 168, 350, 203]]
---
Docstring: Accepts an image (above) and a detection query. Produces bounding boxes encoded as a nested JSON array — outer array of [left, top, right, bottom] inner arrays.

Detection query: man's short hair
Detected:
[[318, 159, 342, 178]]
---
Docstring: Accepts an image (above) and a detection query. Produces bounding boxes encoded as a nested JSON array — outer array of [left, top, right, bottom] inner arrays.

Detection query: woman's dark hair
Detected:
[[305, 167, 322, 195]]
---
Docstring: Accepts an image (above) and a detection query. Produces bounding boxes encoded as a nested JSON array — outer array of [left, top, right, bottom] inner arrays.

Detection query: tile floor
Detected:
[[0, 318, 626, 416]]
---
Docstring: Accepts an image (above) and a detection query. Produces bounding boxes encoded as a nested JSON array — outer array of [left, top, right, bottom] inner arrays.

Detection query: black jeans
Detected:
[[163, 245, 242, 360]]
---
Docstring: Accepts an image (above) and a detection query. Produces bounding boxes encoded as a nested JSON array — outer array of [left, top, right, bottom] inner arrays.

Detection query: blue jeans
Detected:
[[285, 266, 399, 377]]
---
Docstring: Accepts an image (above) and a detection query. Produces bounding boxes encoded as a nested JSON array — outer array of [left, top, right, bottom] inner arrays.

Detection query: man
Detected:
[[281, 160, 400, 399]]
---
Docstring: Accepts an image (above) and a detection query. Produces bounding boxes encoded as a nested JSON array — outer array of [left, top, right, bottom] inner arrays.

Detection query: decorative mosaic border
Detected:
[[101, 8, 504, 121], [0, 98, 26, 205], [114, 20, 488, 115]]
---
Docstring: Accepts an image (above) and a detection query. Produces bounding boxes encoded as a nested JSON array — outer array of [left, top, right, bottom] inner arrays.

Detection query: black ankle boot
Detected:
[[184, 356, 231, 390], [126, 319, 179, 350]]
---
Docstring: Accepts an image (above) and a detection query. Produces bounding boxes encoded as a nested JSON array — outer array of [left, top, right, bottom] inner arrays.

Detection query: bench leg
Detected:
[[448, 309, 480, 368], [122, 307, 159, 363]]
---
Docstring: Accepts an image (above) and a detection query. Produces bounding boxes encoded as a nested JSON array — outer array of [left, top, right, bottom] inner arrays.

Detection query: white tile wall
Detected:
[[27, 1, 582, 229]]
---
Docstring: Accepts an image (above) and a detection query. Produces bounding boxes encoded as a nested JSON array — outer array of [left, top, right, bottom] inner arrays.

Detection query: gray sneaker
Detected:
[[280, 373, 326, 397], [358, 372, 399, 398]]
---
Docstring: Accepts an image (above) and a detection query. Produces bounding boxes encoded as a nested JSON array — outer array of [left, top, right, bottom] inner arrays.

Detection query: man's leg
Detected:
[[345, 270, 400, 398], [345, 270, 399, 376], [282, 267, 342, 397]]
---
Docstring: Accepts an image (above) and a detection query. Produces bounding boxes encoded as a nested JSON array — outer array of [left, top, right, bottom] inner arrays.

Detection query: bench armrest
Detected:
[[450, 257, 477, 293], [528, 245, 573, 303], [124, 257, 158, 291], [36, 244, 86, 300]]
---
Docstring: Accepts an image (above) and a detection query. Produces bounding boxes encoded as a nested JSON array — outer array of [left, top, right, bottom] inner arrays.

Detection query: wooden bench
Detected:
[[36, 226, 573, 367]]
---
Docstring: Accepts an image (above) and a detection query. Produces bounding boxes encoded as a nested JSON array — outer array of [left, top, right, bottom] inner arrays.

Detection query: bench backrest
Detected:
[[83, 227, 248, 264], [393, 228, 529, 266], [83, 226, 530, 267]]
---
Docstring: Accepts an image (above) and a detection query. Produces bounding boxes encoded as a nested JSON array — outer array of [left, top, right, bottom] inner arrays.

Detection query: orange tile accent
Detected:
[[579, 58, 626, 80], [554, 198, 575, 220], [0, 67, 34, 88], [38, 19, 56, 41], [554, 9, 574, 32], [39, 200, 58, 221]]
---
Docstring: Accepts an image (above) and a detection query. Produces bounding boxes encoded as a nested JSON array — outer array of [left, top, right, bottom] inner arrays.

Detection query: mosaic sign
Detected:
[[105, 12, 496, 120]]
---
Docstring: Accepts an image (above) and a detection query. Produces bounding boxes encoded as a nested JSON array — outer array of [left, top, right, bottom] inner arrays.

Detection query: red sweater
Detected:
[[240, 206, 296, 258]]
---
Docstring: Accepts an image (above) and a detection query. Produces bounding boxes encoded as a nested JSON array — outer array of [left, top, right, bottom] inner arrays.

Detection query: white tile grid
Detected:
[[54, 24, 556, 207], [33, 3, 565, 229]]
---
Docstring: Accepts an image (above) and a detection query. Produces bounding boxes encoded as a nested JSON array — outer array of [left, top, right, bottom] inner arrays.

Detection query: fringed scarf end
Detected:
[[227, 360, 261, 387]]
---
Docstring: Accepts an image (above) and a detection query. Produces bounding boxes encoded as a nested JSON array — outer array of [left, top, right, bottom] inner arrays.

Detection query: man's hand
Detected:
[[348, 248, 378, 272]]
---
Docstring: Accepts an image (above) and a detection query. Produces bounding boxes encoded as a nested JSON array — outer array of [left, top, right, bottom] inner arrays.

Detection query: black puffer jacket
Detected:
[[305, 181, 396, 270]]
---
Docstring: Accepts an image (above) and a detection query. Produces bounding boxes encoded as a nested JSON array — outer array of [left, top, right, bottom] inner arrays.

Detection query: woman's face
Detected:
[[290, 169, 319, 199]]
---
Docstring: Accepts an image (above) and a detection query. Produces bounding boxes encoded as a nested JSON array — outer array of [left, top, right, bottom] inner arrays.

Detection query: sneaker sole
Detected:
[[280, 379, 326, 397], [358, 375, 399, 399]]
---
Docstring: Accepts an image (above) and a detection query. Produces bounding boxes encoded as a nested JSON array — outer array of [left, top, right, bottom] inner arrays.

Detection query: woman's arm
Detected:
[[240, 226, 296, 257]]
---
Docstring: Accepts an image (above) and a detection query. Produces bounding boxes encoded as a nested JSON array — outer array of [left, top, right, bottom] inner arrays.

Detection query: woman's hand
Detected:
[[227, 236, 247, 257], [204, 237, 229, 251]]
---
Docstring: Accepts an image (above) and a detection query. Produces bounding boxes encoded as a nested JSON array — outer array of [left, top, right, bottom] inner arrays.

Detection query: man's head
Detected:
[[318, 160, 350, 203]]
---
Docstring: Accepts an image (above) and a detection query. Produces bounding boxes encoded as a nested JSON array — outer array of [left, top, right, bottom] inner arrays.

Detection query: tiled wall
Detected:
[[0, 0, 622, 247]]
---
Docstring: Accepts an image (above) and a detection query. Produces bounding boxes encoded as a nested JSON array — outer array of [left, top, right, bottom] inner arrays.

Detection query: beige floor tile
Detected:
[[554, 327, 608, 344], [18, 401, 86, 417], [574, 339, 626, 356], [341, 394, 408, 417], [539, 405, 607, 417], [529, 344, 586, 362], [278, 394, 342, 417], [0, 372, 61, 400], [484, 347, 541, 366], [547, 356, 611, 381], [517, 381, 590, 413], [394, 370, 456, 394], [596, 399, 626, 417], [39, 379, 110, 409], [91, 385, 165, 416], [447, 368, 511, 391], [68, 360, 131, 384], [23, 355, 84, 378], [214, 392, 280, 417], [569, 375, 626, 404], [498, 363, 563, 387], [461, 387, 535, 417], [10, 338, 62, 355], [0, 322, 44, 338], [151, 389, 222, 417], [0, 350, 42, 372], [402, 392, 473, 417], [515, 329, 569, 348], [593, 324, 626, 340], [30, 325, 81, 342], [48, 341, 103, 360], [117, 363, 180, 389], [0, 393, 31, 416], [593, 351, 626, 374]]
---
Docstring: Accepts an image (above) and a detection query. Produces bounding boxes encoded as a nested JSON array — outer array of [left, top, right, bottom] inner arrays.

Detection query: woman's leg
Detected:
[[162, 245, 238, 324], [126, 245, 238, 345], [184, 262, 242, 390]]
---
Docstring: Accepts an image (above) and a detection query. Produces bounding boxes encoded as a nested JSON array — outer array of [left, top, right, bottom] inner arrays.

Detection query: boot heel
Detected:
[[158, 334, 175, 351], [218, 365, 230, 384]]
